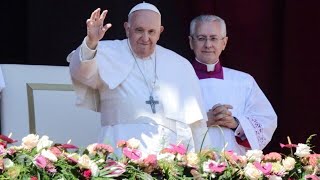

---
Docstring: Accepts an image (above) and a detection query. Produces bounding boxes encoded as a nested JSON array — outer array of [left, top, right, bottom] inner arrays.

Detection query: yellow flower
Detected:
[[6, 166, 21, 179]]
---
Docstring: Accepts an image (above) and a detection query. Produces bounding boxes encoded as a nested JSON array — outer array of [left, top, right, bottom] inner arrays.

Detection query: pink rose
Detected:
[[263, 152, 282, 162], [143, 154, 157, 166], [95, 144, 114, 154], [307, 154, 320, 167]]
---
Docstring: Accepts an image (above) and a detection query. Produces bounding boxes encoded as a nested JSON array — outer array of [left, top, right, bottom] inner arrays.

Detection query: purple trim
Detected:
[[191, 60, 224, 80]]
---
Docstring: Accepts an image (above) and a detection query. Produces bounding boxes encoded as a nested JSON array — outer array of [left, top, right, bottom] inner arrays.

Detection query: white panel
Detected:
[[0, 64, 101, 147], [33, 90, 100, 147]]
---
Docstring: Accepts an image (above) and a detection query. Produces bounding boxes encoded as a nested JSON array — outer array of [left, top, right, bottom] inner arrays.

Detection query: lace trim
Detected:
[[249, 118, 267, 148]]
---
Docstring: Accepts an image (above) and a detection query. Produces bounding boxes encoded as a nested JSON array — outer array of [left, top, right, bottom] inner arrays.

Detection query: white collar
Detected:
[[195, 58, 219, 72]]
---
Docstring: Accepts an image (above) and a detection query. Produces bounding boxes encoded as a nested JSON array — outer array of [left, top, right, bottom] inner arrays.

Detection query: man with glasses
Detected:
[[189, 15, 277, 154]]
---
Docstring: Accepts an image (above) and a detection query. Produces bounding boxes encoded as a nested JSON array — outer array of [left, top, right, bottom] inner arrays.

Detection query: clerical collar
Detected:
[[192, 59, 224, 79], [195, 58, 219, 72]]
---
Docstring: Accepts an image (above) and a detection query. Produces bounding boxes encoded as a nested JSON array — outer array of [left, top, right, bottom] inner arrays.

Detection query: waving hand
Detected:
[[86, 8, 112, 49]]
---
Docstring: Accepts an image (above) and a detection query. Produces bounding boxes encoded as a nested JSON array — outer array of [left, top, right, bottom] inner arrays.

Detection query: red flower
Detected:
[[0, 135, 18, 144], [58, 143, 78, 150], [0, 134, 17, 148], [30, 176, 38, 180], [83, 169, 92, 179]]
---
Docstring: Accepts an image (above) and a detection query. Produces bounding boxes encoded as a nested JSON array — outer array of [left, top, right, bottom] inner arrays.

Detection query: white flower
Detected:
[[97, 158, 105, 163], [4, 158, 14, 169], [176, 153, 183, 161], [41, 149, 58, 162], [90, 162, 99, 177], [9, 146, 23, 151], [203, 160, 216, 173], [282, 156, 296, 171], [294, 143, 311, 157], [186, 152, 199, 167], [22, 134, 39, 150], [67, 153, 80, 160], [36, 135, 53, 152], [127, 138, 140, 149], [246, 150, 264, 162], [78, 154, 92, 169], [87, 143, 97, 155], [244, 163, 262, 180], [269, 175, 282, 180], [271, 162, 286, 175], [157, 153, 175, 161]]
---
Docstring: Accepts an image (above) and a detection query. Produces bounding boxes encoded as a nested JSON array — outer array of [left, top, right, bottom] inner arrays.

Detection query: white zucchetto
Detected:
[[128, 2, 161, 16]]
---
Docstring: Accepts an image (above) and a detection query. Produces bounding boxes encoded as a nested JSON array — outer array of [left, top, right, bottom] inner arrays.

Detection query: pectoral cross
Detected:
[[146, 95, 159, 114]]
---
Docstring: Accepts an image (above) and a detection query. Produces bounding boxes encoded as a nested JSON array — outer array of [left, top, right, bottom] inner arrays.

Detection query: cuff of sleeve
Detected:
[[234, 124, 245, 137], [81, 37, 97, 61]]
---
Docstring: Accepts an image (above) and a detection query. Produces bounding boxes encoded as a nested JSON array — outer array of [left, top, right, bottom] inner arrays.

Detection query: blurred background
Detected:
[[1, 0, 320, 152]]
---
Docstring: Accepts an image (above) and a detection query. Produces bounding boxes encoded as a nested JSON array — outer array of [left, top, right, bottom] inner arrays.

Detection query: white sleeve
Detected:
[[237, 77, 277, 150], [81, 37, 97, 60], [67, 38, 101, 89]]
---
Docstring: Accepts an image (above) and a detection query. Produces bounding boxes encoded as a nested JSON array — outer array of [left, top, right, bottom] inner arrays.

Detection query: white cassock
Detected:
[[67, 38, 206, 154], [199, 67, 277, 155]]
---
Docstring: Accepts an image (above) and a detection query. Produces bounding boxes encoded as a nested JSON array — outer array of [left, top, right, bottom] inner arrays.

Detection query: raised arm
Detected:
[[86, 8, 112, 49], [67, 8, 112, 89]]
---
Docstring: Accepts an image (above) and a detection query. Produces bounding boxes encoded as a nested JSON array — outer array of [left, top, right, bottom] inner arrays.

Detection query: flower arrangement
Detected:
[[0, 133, 319, 180]]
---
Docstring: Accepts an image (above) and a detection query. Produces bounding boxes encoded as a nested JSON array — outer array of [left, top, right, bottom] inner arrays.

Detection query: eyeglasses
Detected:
[[192, 35, 225, 43]]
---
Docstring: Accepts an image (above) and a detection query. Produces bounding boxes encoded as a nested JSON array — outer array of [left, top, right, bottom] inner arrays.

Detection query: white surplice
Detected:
[[198, 67, 277, 155], [67, 39, 206, 154]]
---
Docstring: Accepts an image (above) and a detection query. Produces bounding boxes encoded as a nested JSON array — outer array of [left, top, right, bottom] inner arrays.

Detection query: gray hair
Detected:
[[189, 15, 227, 37]]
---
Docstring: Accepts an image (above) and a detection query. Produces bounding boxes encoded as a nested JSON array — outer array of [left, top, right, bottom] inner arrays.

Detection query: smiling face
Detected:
[[189, 21, 228, 64], [124, 10, 164, 58]]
